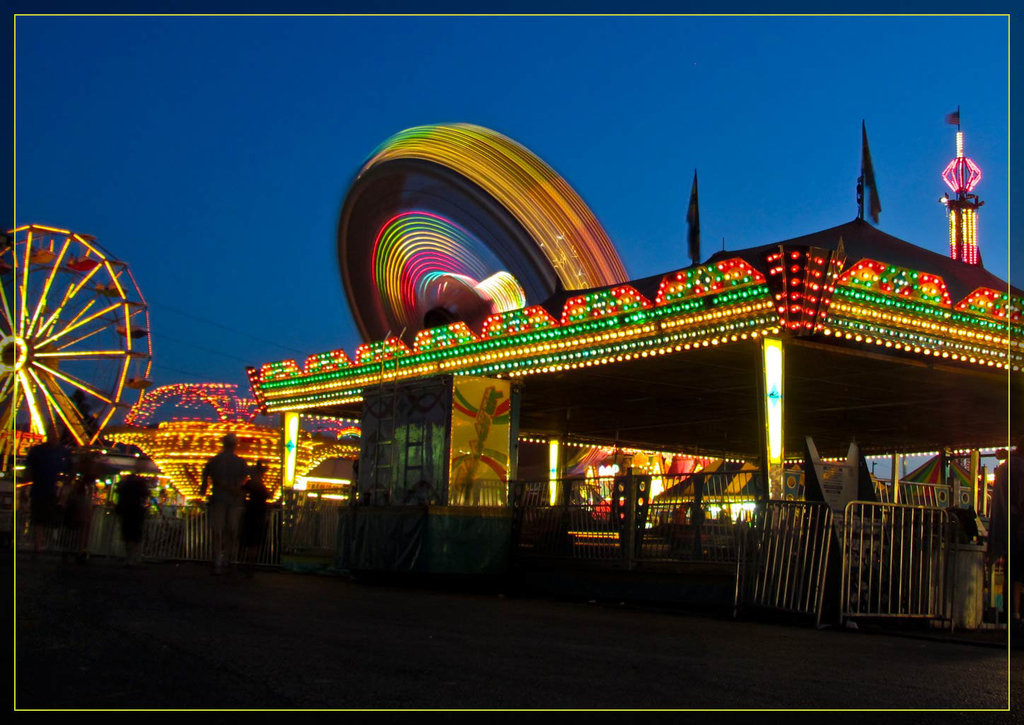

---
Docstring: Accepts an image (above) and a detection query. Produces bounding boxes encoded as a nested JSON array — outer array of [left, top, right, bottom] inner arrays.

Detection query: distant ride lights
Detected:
[[108, 383, 357, 501], [940, 124, 984, 266]]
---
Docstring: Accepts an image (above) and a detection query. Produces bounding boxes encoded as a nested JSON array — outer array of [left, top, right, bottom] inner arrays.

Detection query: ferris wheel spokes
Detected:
[[26, 365, 91, 444], [38, 300, 122, 349], [34, 260, 106, 340], [0, 282, 13, 334], [24, 238, 72, 337], [15, 369, 48, 436], [30, 359, 116, 404]]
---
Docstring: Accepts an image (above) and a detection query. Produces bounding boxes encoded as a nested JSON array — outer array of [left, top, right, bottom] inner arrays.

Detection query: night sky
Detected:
[[12, 13, 1013, 399]]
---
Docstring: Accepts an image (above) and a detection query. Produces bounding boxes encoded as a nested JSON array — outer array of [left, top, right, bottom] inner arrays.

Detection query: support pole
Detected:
[[980, 465, 988, 516], [282, 411, 300, 492], [969, 449, 980, 511], [891, 450, 901, 505], [761, 337, 785, 499], [547, 437, 562, 506]]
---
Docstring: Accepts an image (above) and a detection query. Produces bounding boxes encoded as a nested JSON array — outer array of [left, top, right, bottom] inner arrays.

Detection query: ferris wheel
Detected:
[[0, 224, 153, 446]]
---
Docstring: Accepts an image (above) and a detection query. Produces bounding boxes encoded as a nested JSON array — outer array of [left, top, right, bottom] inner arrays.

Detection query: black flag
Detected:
[[860, 121, 882, 224], [687, 169, 700, 264]]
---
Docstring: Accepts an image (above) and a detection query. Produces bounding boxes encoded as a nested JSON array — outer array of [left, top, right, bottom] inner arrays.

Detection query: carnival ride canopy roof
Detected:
[[260, 217, 1018, 462], [704, 217, 1021, 302], [499, 224, 1018, 460], [535, 217, 1018, 322]]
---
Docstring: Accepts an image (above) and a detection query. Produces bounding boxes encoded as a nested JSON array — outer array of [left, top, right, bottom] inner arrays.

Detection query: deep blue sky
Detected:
[[13, 14, 1012, 395]]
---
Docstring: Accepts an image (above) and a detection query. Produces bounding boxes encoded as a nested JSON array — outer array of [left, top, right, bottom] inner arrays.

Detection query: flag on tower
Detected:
[[945, 109, 960, 125], [686, 169, 700, 264], [861, 121, 882, 225]]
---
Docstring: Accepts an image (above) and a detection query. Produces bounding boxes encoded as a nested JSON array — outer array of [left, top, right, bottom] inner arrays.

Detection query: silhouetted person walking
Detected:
[[63, 479, 94, 564], [241, 459, 270, 575], [116, 460, 152, 566], [65, 449, 104, 563], [990, 436, 1024, 629], [200, 433, 249, 574], [25, 432, 71, 557]]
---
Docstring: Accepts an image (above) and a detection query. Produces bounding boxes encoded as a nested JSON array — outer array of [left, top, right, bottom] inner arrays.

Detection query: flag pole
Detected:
[[857, 120, 865, 220], [686, 169, 700, 265]]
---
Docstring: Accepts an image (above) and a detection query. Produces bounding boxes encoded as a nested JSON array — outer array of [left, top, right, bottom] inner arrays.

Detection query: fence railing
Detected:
[[895, 481, 972, 509], [16, 497, 347, 567], [279, 493, 347, 556], [735, 500, 834, 626], [840, 501, 953, 627], [511, 471, 766, 566]]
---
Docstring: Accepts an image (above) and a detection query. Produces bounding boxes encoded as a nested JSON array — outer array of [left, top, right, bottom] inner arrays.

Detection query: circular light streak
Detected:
[[339, 123, 628, 343], [371, 211, 526, 332]]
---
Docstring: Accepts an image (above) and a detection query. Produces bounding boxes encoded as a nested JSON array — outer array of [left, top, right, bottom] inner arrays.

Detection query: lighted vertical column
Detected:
[[282, 412, 300, 490], [891, 451, 901, 504], [762, 337, 784, 499], [969, 449, 981, 510], [548, 437, 561, 505]]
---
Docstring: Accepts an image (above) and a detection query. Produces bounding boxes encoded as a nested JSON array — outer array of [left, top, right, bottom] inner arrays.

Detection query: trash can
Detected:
[[950, 542, 986, 630]]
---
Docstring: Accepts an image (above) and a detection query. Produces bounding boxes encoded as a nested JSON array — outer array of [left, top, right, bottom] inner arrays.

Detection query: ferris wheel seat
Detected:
[[116, 326, 149, 338], [67, 257, 101, 272], [126, 378, 153, 390], [29, 250, 56, 264], [94, 283, 121, 297]]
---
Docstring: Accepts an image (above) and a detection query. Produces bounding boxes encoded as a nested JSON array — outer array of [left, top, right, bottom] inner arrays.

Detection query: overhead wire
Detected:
[[145, 299, 308, 356]]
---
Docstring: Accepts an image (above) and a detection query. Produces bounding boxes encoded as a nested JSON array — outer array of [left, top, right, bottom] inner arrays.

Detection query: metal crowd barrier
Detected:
[[280, 493, 348, 556], [841, 501, 953, 627], [511, 480, 620, 562], [734, 500, 834, 626], [15, 498, 347, 568]]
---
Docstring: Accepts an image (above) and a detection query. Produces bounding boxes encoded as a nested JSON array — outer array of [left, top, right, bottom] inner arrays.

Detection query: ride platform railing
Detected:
[[511, 471, 767, 567]]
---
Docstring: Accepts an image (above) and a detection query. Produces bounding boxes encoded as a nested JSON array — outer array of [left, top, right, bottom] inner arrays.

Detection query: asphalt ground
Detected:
[[10, 552, 1022, 713]]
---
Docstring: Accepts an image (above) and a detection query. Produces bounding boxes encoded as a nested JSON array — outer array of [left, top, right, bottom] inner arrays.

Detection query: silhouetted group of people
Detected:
[[25, 434, 72, 557], [24, 433, 159, 566], [22, 429, 271, 574], [200, 432, 270, 575]]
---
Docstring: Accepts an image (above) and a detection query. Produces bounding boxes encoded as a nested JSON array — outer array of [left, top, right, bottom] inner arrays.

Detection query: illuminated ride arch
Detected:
[[123, 382, 257, 427], [338, 123, 629, 344], [1, 225, 152, 446]]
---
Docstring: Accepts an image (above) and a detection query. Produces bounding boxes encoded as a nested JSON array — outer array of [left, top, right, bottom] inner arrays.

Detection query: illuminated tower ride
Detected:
[[939, 117, 984, 266]]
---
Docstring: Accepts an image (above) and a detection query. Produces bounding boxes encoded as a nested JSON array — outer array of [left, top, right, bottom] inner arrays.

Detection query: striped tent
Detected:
[[654, 461, 760, 503], [897, 455, 973, 508]]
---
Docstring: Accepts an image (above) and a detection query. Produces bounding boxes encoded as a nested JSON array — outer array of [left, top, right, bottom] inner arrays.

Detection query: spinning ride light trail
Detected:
[[372, 211, 527, 332], [338, 123, 629, 344], [1, 225, 152, 445]]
